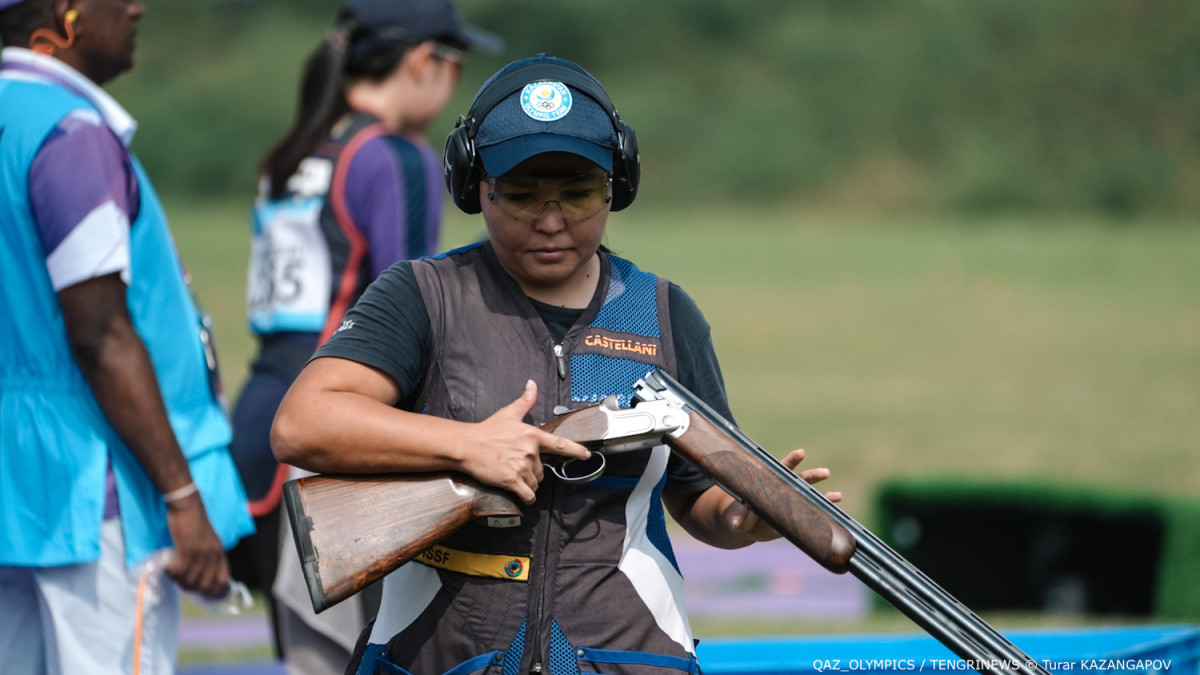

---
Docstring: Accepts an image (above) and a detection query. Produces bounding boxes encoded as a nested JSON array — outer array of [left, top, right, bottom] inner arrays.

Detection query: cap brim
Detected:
[[456, 24, 503, 55], [479, 134, 614, 178]]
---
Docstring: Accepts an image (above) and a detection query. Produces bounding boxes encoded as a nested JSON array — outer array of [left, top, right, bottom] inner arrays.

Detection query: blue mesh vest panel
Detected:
[[502, 620, 527, 675], [549, 621, 581, 675], [570, 256, 665, 407]]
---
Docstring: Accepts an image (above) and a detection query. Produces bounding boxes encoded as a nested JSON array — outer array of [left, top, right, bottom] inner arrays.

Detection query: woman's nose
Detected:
[[532, 200, 567, 231]]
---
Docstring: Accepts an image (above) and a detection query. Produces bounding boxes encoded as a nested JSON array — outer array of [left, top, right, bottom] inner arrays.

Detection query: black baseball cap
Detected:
[[341, 0, 502, 54]]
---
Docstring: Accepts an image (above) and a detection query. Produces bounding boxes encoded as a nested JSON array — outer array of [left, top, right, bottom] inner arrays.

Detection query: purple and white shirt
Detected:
[[1, 47, 136, 292], [340, 130, 443, 276]]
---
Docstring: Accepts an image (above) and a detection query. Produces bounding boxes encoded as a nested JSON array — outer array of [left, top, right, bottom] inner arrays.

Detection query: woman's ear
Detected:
[[400, 40, 438, 80]]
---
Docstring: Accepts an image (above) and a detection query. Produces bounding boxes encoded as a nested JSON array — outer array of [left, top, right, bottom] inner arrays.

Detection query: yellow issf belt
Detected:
[[413, 544, 530, 581]]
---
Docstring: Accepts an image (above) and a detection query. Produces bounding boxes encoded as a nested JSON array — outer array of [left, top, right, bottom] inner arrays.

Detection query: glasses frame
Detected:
[[484, 173, 614, 223], [431, 42, 467, 66]]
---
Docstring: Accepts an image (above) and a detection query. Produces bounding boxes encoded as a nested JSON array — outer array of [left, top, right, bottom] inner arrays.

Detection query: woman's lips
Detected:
[[530, 248, 568, 263]]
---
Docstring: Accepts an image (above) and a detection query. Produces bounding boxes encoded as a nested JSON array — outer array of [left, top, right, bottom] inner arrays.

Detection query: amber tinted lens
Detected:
[[488, 174, 612, 221]]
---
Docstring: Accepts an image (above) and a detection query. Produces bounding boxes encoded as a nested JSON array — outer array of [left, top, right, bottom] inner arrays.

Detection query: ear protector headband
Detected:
[[444, 58, 640, 215]]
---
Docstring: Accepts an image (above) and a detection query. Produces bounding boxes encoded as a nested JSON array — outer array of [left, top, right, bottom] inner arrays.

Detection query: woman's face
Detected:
[[399, 42, 464, 132], [480, 152, 612, 300]]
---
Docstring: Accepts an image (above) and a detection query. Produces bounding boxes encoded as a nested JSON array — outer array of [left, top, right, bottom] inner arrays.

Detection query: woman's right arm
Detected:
[[270, 361, 590, 504]]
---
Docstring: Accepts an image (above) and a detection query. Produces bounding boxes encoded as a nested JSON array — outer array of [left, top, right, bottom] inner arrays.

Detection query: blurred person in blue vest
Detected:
[[225, 0, 499, 672], [0, 0, 255, 673]]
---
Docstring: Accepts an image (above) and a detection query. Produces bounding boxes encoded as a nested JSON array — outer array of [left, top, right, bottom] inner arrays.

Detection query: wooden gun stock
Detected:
[[283, 472, 520, 613], [669, 412, 856, 573], [538, 406, 612, 442], [283, 404, 623, 613]]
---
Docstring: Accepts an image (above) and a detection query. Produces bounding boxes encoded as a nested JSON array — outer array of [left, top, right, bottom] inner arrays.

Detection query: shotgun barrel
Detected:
[[636, 369, 1049, 675]]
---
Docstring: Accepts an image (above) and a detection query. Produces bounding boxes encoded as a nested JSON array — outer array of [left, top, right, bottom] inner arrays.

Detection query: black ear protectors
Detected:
[[443, 58, 640, 215]]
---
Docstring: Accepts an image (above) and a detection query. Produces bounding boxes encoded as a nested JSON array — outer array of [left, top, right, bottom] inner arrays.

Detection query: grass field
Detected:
[[169, 196, 1198, 522]]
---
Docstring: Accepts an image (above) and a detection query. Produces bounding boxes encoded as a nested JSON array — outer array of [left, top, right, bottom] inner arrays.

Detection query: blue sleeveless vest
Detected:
[[0, 76, 253, 568]]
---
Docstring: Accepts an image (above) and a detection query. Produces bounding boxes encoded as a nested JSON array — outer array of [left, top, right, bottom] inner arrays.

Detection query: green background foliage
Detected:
[[110, 0, 1200, 215]]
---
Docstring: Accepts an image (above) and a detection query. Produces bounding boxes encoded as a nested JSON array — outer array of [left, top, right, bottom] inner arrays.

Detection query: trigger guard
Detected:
[[545, 452, 607, 484]]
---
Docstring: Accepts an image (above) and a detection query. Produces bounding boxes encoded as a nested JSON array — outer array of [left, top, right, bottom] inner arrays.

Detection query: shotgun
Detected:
[[284, 370, 1048, 674], [283, 392, 854, 613]]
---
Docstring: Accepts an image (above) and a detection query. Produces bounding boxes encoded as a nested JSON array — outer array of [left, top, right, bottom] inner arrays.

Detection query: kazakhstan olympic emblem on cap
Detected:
[[520, 80, 572, 122]]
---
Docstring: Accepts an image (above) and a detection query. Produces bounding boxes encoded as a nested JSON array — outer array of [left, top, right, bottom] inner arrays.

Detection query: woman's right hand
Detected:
[[459, 380, 591, 504]]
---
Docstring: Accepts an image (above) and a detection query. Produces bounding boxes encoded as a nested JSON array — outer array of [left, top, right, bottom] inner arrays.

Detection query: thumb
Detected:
[[503, 379, 538, 419]]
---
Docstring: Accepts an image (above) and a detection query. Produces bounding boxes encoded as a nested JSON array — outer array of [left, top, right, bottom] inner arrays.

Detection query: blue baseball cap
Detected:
[[0, 0, 29, 9], [341, 0, 501, 54], [475, 79, 617, 178]]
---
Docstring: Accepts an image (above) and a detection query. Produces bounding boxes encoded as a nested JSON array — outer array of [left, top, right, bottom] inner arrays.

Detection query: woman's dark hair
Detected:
[[0, 0, 54, 48], [258, 13, 439, 199]]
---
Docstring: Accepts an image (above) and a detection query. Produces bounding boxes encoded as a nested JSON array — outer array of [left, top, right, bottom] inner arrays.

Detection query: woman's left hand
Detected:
[[725, 448, 843, 542]]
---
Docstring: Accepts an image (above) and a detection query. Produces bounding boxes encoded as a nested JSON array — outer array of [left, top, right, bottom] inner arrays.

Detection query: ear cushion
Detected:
[[610, 120, 640, 212], [443, 57, 640, 214], [444, 120, 483, 214]]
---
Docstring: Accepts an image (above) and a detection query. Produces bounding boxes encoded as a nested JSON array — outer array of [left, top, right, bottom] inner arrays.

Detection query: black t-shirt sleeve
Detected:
[[313, 261, 432, 401], [663, 281, 731, 496]]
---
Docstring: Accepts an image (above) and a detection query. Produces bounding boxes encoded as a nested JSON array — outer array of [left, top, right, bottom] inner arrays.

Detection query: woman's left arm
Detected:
[[663, 448, 842, 549]]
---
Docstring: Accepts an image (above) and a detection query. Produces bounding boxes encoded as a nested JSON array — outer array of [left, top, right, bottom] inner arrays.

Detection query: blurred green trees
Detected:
[[108, 0, 1199, 216]]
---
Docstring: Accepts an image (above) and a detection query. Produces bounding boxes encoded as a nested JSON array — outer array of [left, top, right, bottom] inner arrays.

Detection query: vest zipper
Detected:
[[552, 343, 566, 380], [529, 477, 558, 675], [537, 337, 566, 669]]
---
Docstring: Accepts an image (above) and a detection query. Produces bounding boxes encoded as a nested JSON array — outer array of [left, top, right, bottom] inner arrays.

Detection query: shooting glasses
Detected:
[[486, 172, 613, 223]]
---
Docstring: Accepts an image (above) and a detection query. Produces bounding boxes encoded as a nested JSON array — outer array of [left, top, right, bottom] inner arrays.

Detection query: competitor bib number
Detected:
[[247, 159, 334, 333]]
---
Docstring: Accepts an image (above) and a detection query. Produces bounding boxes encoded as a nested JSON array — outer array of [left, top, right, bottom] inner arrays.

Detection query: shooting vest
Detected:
[[358, 242, 701, 675], [249, 111, 384, 340], [0, 76, 253, 568]]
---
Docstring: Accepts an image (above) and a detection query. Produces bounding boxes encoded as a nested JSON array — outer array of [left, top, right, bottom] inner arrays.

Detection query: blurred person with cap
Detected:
[[271, 53, 840, 675], [0, 0, 254, 673], [225, 0, 500, 671]]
